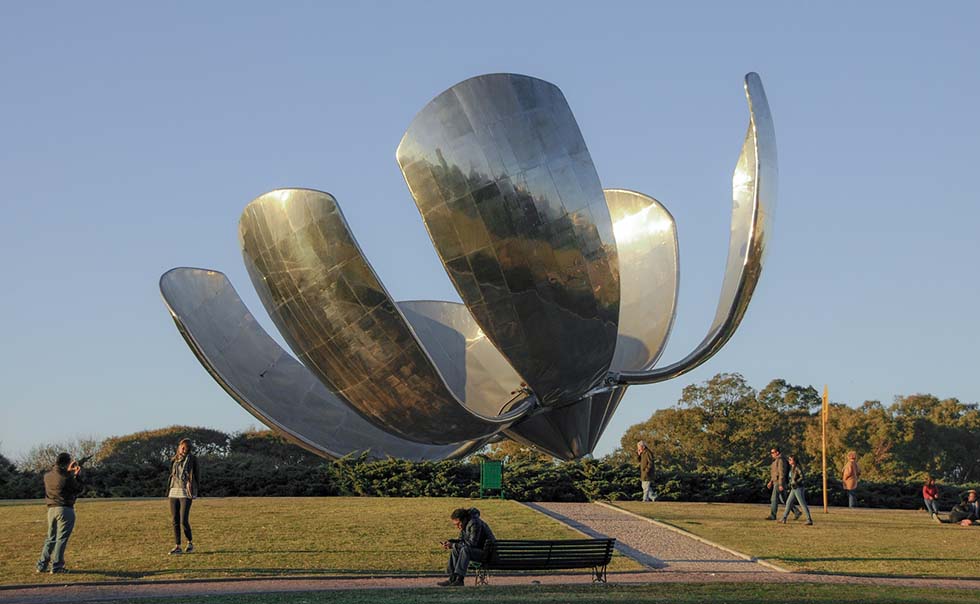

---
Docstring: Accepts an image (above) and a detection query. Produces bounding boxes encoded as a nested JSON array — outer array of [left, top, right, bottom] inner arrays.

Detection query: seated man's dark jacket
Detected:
[[44, 465, 83, 508], [457, 508, 496, 557]]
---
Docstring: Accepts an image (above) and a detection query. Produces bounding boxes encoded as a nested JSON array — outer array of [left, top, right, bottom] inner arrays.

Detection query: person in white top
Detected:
[[167, 438, 199, 555]]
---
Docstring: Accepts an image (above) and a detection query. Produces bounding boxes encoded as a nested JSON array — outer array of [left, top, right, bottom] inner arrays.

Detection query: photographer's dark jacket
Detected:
[[44, 465, 83, 508], [458, 508, 496, 552]]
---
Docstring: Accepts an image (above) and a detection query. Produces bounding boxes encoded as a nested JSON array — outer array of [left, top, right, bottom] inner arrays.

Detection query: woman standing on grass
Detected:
[[168, 438, 199, 555]]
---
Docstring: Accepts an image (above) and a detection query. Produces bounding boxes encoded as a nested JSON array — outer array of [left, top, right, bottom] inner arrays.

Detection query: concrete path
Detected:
[[527, 502, 777, 574]]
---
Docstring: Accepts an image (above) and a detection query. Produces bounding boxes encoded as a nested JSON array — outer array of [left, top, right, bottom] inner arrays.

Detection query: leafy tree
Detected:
[[96, 426, 229, 466], [18, 437, 103, 472]]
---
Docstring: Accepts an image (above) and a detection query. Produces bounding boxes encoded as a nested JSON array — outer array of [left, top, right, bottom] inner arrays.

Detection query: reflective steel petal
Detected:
[[159, 268, 485, 461], [397, 300, 527, 414], [503, 387, 628, 461], [238, 189, 532, 444], [605, 189, 679, 373], [616, 72, 777, 385], [397, 73, 620, 406]]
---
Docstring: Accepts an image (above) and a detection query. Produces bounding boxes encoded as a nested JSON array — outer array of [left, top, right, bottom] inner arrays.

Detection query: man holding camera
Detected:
[[36, 452, 84, 574]]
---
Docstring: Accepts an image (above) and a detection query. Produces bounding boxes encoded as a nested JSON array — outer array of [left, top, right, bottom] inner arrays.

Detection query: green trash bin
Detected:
[[480, 461, 504, 499]]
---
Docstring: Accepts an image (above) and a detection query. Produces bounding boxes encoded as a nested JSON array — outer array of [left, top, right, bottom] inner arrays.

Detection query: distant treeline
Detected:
[[0, 424, 975, 509], [613, 373, 980, 485]]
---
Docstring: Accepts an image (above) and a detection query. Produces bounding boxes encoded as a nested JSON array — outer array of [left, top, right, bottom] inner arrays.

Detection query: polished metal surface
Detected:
[[504, 387, 628, 460], [160, 71, 777, 461], [615, 73, 777, 385], [239, 189, 532, 444], [159, 268, 485, 461], [397, 73, 620, 407], [605, 189, 678, 373], [397, 300, 526, 413]]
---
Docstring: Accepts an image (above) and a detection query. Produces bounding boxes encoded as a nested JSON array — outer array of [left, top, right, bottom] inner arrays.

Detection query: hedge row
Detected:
[[2, 456, 974, 510]]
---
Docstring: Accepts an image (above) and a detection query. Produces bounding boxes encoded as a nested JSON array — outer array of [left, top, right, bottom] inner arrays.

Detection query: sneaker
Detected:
[[50, 567, 69, 574], [437, 577, 455, 587], [185, 542, 194, 553], [766, 515, 776, 521], [36, 566, 48, 574], [777, 518, 787, 524], [169, 546, 183, 555], [793, 510, 802, 520], [805, 520, 813, 526]]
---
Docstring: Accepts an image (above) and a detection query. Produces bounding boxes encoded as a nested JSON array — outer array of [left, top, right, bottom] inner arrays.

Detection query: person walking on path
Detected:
[[637, 441, 656, 502], [923, 476, 941, 519], [438, 507, 496, 586], [842, 451, 861, 508], [37, 452, 84, 574], [779, 455, 813, 525], [168, 438, 200, 555]]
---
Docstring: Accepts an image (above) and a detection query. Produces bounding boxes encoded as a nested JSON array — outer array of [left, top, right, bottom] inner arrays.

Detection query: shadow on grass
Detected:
[[53, 568, 433, 580]]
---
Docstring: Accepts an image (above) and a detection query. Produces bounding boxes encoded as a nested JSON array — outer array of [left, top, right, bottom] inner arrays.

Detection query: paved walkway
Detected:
[[2, 502, 979, 603], [527, 502, 776, 573]]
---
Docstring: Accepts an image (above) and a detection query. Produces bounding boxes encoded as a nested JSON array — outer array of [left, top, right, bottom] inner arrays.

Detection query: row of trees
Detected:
[[614, 373, 980, 484], [2, 374, 976, 504]]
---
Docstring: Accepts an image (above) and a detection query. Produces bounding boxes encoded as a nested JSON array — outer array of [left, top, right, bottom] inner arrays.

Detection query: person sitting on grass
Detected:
[[438, 507, 496, 587], [922, 476, 940, 520], [946, 490, 978, 525], [779, 455, 813, 526]]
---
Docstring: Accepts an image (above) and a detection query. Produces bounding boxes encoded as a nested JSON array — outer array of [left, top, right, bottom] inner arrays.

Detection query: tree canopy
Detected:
[[617, 373, 980, 483]]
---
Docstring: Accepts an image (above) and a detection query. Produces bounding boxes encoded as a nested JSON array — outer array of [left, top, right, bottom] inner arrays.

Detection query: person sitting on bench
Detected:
[[438, 507, 496, 586]]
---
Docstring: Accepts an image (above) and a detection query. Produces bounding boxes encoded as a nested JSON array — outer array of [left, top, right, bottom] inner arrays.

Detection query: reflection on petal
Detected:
[[159, 268, 486, 461]]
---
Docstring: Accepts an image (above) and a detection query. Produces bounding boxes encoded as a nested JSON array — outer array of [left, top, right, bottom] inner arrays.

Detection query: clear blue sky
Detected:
[[2, 2, 978, 461]]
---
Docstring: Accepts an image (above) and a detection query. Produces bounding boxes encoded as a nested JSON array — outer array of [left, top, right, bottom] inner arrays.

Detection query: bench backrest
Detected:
[[488, 538, 615, 570]]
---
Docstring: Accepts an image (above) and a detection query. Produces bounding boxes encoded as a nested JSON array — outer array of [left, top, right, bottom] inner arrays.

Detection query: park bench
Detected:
[[470, 538, 616, 585]]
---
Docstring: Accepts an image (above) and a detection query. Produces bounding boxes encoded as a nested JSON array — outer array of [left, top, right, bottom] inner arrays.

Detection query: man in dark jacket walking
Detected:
[[766, 446, 791, 520], [637, 441, 656, 502], [438, 507, 496, 586], [36, 453, 83, 573]]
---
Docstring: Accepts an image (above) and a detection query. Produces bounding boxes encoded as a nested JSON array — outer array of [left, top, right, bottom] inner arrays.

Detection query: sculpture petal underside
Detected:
[[397, 73, 620, 407], [507, 190, 675, 459], [396, 300, 527, 415], [605, 189, 679, 373], [159, 268, 485, 461], [238, 189, 531, 445], [616, 72, 777, 385], [504, 387, 628, 461]]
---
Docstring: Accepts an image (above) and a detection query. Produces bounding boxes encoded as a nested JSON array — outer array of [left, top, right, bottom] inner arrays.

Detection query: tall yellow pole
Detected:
[[822, 385, 829, 513]]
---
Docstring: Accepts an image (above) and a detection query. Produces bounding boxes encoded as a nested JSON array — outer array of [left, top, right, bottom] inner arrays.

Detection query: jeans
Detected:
[[447, 542, 487, 577], [924, 498, 939, 515], [37, 506, 76, 571], [781, 487, 812, 522], [770, 486, 797, 519], [169, 498, 193, 545], [845, 489, 857, 508], [641, 481, 656, 502]]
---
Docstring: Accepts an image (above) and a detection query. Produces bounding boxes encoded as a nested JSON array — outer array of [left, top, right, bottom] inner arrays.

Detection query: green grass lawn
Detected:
[[0, 497, 639, 585], [90, 584, 974, 604], [613, 501, 979, 578]]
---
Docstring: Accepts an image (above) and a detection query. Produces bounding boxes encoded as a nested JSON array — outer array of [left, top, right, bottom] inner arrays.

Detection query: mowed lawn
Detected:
[[95, 584, 976, 604], [614, 501, 979, 578], [0, 497, 640, 585]]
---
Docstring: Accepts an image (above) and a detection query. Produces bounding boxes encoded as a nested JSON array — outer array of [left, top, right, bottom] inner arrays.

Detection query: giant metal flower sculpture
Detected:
[[160, 73, 777, 461]]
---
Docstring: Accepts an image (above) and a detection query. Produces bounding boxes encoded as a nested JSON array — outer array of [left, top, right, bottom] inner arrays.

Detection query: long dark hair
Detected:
[[172, 438, 193, 462]]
